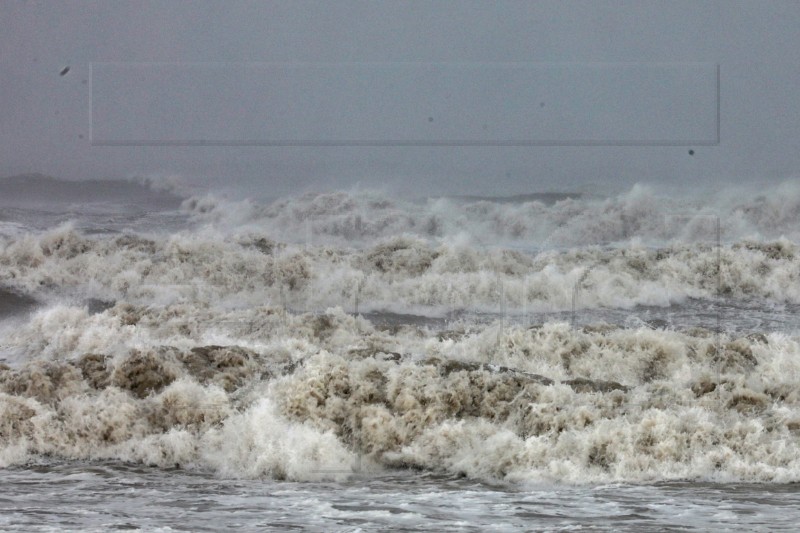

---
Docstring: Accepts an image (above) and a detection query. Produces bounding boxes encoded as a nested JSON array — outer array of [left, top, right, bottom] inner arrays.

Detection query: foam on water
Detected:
[[1, 223, 799, 318], [4, 463, 799, 531], [1, 180, 799, 491], [1, 302, 799, 485], [182, 181, 800, 247]]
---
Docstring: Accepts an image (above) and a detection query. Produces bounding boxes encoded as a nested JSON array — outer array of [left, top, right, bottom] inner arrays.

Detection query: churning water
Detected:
[[2, 176, 800, 531]]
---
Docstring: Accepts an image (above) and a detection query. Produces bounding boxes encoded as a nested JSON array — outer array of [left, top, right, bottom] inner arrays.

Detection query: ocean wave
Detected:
[[0, 286, 37, 319], [2, 182, 799, 484], [1, 308, 799, 484], [0, 173, 185, 210], [1, 224, 799, 316], [180, 181, 800, 247]]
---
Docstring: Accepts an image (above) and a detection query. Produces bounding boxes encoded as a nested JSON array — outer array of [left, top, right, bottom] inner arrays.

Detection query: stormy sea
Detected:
[[2, 174, 800, 531]]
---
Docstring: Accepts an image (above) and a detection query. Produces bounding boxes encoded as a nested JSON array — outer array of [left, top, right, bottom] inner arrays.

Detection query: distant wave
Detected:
[[439, 192, 588, 205], [0, 174, 185, 209], [180, 181, 800, 248]]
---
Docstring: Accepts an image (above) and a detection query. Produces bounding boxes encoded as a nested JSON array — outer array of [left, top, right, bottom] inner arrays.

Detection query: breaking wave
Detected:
[[1, 223, 799, 316], [1, 306, 799, 483], [1, 180, 800, 485], [181, 181, 800, 247]]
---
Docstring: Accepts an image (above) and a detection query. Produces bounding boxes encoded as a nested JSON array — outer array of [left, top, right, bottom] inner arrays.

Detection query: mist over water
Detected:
[[2, 174, 800, 530]]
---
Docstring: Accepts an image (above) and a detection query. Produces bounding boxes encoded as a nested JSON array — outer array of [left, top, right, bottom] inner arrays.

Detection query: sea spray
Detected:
[[1, 305, 799, 483]]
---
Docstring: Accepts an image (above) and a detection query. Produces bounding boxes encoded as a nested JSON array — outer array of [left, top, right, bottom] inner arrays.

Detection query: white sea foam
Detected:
[[1, 301, 799, 484], [1, 182, 799, 485], [1, 221, 799, 320], [180, 181, 800, 247]]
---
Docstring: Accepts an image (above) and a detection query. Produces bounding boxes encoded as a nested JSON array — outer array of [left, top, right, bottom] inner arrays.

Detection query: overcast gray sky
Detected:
[[1, 0, 799, 197]]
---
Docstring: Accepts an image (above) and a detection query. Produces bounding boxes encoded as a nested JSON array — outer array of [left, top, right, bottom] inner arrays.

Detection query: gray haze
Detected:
[[1, 0, 799, 198]]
